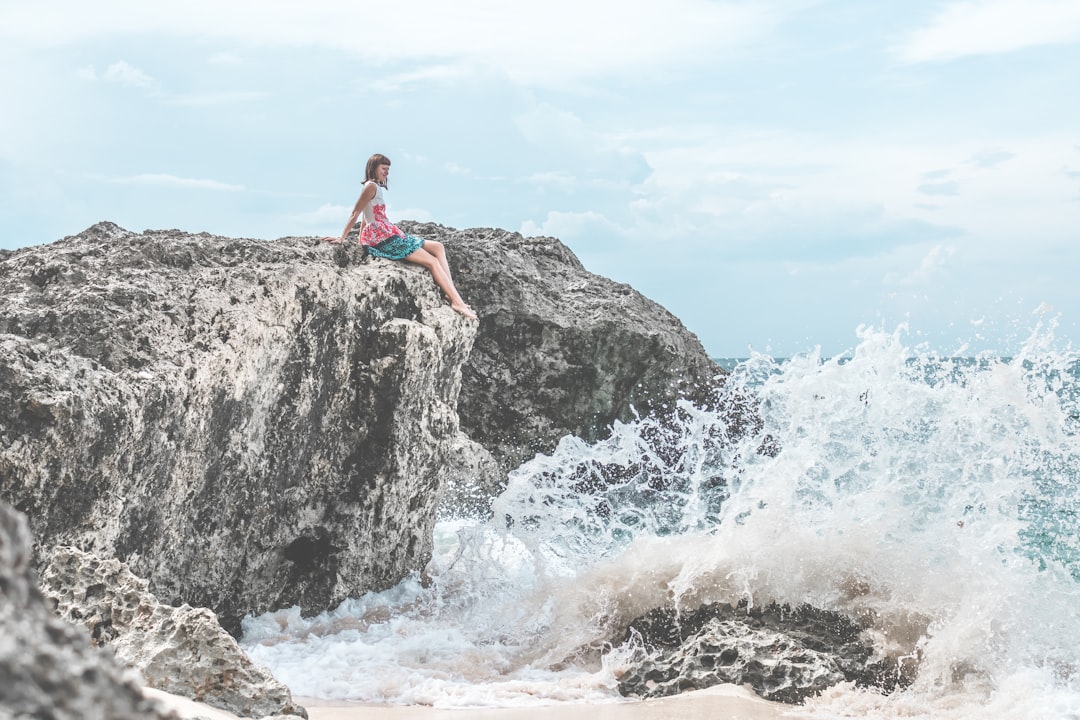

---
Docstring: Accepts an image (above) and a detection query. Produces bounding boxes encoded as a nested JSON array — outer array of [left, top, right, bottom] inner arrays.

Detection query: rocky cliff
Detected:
[[0, 220, 721, 634], [403, 222, 724, 476], [0, 222, 476, 632]]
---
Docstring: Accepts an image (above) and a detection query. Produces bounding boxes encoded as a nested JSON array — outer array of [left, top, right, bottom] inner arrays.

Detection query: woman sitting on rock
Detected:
[[327, 153, 476, 320]]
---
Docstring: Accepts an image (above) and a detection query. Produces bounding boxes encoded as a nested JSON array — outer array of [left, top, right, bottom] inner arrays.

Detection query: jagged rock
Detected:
[[0, 220, 725, 635], [617, 602, 912, 704], [0, 501, 174, 720], [0, 222, 477, 632], [40, 546, 306, 719], [401, 222, 725, 478]]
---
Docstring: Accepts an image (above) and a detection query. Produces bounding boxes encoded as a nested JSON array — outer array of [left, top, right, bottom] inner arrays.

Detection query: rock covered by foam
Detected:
[[617, 601, 913, 704], [0, 501, 173, 720], [40, 545, 306, 719]]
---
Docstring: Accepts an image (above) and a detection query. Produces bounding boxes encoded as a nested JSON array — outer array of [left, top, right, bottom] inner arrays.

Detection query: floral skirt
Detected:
[[368, 233, 424, 260]]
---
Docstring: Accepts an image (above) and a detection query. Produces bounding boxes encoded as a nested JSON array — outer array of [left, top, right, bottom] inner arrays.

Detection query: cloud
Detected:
[[519, 171, 580, 191], [166, 91, 269, 107], [79, 60, 161, 93], [918, 180, 960, 196], [969, 149, 1015, 168], [520, 210, 624, 245], [0, 1, 779, 87], [895, 0, 1080, 63], [514, 103, 653, 184], [78, 59, 265, 106], [103, 60, 157, 90], [94, 173, 245, 192], [884, 244, 958, 286], [370, 65, 473, 92], [286, 203, 348, 227], [208, 52, 245, 66]]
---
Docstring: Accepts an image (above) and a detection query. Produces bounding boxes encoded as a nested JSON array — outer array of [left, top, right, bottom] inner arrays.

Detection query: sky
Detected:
[[1, 1, 1079, 358]]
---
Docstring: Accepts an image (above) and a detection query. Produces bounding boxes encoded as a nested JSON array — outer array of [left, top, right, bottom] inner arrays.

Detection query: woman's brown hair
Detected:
[[365, 153, 391, 187]]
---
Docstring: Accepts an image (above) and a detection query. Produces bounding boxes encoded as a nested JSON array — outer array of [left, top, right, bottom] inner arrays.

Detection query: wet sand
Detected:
[[148, 685, 810, 720]]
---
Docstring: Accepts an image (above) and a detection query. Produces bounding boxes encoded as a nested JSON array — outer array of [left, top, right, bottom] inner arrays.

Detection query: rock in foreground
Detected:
[[41, 546, 306, 719], [0, 501, 172, 720]]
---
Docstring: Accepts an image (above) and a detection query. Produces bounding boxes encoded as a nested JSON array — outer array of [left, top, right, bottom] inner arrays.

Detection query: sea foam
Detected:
[[242, 321, 1080, 718]]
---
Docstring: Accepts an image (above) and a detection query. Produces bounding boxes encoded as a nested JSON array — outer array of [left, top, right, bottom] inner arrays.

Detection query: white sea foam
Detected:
[[241, 322, 1080, 718]]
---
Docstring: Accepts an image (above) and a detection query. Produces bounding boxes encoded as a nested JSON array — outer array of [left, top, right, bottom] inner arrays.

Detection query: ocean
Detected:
[[239, 323, 1080, 719]]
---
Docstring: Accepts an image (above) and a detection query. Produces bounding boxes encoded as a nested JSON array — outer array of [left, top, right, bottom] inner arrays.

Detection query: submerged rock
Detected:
[[617, 601, 913, 704], [0, 501, 173, 720], [0, 222, 476, 632], [41, 545, 306, 719]]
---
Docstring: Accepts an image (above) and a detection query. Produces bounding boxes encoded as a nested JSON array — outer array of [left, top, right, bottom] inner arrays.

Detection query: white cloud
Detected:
[[918, 180, 960, 196], [166, 91, 269, 107], [95, 173, 245, 192], [0, 0, 779, 86], [392, 207, 435, 223], [895, 0, 1080, 63], [102, 60, 157, 90], [208, 52, 245, 66], [519, 171, 580, 191], [78, 60, 265, 106], [371, 65, 473, 92], [885, 243, 958, 286], [520, 210, 623, 242], [605, 126, 1079, 267], [287, 203, 349, 227], [77, 60, 160, 91]]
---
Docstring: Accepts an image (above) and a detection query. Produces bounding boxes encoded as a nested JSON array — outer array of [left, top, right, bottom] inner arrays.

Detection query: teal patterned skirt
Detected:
[[368, 233, 425, 260]]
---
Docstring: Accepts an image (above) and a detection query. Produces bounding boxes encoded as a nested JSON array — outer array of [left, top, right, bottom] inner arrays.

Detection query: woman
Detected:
[[327, 153, 476, 320]]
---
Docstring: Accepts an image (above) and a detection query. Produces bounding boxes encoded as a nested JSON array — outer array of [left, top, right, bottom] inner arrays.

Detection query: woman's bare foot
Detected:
[[451, 301, 477, 319]]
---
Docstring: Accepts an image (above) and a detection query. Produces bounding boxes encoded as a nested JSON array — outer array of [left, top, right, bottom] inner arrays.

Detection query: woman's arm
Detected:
[[336, 182, 378, 242]]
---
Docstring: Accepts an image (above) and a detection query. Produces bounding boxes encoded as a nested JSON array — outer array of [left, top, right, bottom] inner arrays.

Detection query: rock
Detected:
[[0, 501, 174, 720], [0, 220, 727, 633], [40, 546, 306, 719], [401, 222, 725, 480], [0, 222, 477, 632], [617, 602, 913, 704]]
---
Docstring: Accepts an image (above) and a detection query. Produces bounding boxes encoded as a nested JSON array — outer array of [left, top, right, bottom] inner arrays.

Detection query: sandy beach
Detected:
[[147, 685, 809, 720]]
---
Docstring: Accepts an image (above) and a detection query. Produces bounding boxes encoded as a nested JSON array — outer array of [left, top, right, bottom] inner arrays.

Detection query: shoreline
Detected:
[[148, 685, 810, 720]]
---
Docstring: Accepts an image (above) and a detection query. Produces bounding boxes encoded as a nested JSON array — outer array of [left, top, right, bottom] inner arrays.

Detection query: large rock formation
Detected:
[[0, 222, 476, 632], [403, 222, 724, 476], [0, 501, 173, 720], [41, 546, 306, 719], [0, 220, 722, 634]]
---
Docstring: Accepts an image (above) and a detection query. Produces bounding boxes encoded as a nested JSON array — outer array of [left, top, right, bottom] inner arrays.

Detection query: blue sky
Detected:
[[2, 0, 1078, 358]]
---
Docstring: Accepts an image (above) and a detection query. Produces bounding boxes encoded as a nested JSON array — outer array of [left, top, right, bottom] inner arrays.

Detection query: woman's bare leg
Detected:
[[424, 240, 455, 286], [404, 247, 476, 319]]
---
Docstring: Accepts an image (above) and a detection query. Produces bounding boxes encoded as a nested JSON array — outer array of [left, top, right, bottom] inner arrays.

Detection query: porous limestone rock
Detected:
[[0, 501, 173, 720], [401, 222, 725, 478], [0, 220, 726, 636], [0, 222, 476, 632], [40, 545, 306, 719]]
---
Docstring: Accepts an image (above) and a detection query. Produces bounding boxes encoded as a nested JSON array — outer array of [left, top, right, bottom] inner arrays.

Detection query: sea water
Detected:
[[240, 320, 1080, 719]]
